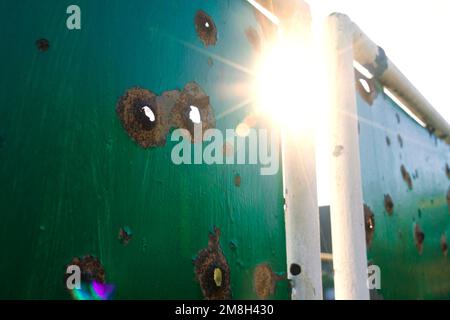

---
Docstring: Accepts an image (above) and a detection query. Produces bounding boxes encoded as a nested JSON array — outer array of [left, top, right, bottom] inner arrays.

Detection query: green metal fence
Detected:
[[0, 0, 288, 299]]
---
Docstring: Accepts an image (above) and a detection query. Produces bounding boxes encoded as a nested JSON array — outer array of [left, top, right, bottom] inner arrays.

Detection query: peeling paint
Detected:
[[66, 255, 106, 284], [253, 263, 283, 300], [364, 46, 388, 78], [426, 125, 436, 137], [234, 174, 241, 187], [118, 226, 132, 246], [333, 145, 344, 157], [193, 227, 231, 300]]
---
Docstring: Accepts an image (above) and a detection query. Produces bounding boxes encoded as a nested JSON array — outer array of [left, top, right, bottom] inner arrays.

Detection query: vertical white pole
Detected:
[[282, 128, 323, 300], [282, 1, 323, 300], [326, 13, 369, 300]]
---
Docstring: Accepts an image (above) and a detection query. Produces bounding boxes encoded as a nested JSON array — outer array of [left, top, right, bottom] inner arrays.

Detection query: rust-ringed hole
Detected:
[[400, 165, 413, 190], [116, 87, 169, 148], [414, 224, 425, 255], [171, 82, 215, 143], [195, 10, 217, 47], [193, 227, 231, 300], [364, 204, 375, 248], [384, 194, 394, 215]]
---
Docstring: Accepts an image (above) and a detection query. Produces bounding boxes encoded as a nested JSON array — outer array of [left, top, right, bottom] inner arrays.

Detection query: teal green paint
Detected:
[[357, 85, 450, 299], [0, 1, 288, 299]]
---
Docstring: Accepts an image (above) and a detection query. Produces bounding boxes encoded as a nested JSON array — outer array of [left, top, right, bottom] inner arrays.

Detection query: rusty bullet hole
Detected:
[[397, 134, 403, 148], [245, 27, 261, 52], [118, 226, 132, 246], [384, 194, 394, 215], [65, 255, 106, 285], [355, 69, 377, 105], [333, 145, 344, 157], [253, 263, 284, 300], [171, 82, 215, 143], [386, 136, 391, 146], [193, 227, 231, 300], [234, 174, 241, 187], [364, 204, 375, 248], [447, 189, 450, 211], [441, 235, 448, 257], [36, 38, 50, 52], [116, 87, 169, 148], [414, 224, 425, 255], [446, 163, 450, 179], [400, 165, 413, 190], [195, 10, 217, 47], [290, 263, 301, 276]]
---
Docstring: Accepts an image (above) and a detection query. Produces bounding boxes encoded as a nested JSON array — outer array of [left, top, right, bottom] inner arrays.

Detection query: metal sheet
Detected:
[[357, 80, 450, 299], [0, 0, 288, 299]]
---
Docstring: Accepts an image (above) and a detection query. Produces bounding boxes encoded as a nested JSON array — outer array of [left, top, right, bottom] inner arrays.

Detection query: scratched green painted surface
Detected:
[[357, 83, 450, 299], [0, 0, 289, 299]]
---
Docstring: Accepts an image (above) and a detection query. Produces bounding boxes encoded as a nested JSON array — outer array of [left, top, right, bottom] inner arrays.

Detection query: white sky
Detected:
[[304, 0, 450, 205], [308, 0, 450, 122]]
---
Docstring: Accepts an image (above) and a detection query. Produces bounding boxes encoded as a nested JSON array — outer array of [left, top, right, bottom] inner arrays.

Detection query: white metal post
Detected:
[[326, 13, 370, 300], [281, 1, 323, 300], [282, 128, 323, 300]]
